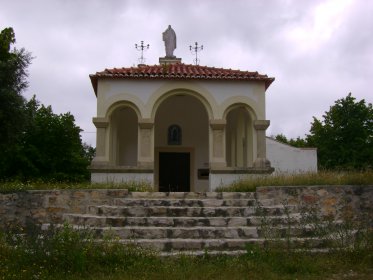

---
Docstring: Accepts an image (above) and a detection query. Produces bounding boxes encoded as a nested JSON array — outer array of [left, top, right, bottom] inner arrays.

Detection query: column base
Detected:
[[253, 158, 272, 169], [137, 161, 154, 169]]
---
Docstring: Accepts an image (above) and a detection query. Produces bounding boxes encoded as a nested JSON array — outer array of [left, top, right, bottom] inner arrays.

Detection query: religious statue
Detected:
[[162, 25, 176, 58]]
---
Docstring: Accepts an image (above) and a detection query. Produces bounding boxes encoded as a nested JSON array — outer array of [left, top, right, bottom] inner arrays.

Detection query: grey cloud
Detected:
[[1, 0, 371, 145]]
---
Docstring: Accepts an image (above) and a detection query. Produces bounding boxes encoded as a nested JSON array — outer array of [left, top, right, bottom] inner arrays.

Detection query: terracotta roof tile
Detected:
[[90, 63, 274, 95]]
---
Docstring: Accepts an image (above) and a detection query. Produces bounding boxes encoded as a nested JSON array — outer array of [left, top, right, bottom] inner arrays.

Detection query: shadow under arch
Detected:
[[223, 102, 257, 121], [106, 100, 142, 120], [224, 103, 256, 168], [105, 101, 141, 166], [151, 88, 214, 120]]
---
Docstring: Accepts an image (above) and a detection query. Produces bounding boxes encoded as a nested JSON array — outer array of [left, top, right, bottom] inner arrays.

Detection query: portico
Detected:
[[89, 61, 275, 191]]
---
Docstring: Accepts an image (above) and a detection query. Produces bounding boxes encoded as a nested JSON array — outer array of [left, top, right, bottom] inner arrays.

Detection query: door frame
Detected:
[[155, 147, 195, 192]]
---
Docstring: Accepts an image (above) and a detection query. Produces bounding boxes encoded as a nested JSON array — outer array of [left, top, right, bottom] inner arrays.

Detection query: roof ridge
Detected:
[[91, 63, 275, 91]]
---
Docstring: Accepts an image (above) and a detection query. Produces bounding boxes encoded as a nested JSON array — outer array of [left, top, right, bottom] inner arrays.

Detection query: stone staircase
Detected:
[[60, 192, 329, 255]]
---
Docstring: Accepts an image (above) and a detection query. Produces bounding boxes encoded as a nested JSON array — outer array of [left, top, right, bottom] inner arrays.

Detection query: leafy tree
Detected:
[[15, 96, 92, 181], [0, 27, 32, 176], [274, 134, 308, 148], [274, 133, 288, 144], [0, 27, 94, 181], [307, 93, 373, 169]]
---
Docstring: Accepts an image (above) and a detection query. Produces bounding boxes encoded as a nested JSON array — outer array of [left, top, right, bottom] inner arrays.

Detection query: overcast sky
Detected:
[[1, 0, 372, 147]]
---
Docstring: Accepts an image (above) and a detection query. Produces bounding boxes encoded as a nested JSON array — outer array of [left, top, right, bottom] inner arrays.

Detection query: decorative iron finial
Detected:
[[189, 42, 203, 65], [135, 40, 150, 65]]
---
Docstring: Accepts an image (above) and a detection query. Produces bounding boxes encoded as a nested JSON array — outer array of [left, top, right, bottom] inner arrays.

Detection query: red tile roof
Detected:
[[90, 63, 275, 95]]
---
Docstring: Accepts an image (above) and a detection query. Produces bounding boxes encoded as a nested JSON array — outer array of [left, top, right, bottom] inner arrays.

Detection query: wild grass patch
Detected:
[[218, 170, 373, 192], [0, 180, 153, 193], [1, 222, 372, 279]]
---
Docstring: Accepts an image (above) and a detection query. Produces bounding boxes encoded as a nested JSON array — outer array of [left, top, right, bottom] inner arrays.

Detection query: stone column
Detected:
[[138, 119, 154, 169], [210, 120, 227, 169], [253, 120, 271, 169], [92, 117, 109, 165]]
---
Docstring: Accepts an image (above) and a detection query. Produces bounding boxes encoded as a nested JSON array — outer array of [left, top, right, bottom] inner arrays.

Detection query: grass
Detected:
[[217, 170, 373, 192], [0, 180, 153, 193], [1, 170, 372, 193], [1, 224, 372, 280]]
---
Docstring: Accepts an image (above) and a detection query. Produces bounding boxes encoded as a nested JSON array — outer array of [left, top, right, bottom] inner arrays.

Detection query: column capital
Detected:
[[210, 119, 226, 130], [254, 120, 270, 130], [138, 118, 154, 129], [93, 117, 109, 128]]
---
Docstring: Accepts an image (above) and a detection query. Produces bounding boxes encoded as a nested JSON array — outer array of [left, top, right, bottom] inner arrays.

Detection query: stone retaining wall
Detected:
[[0, 186, 372, 229], [256, 185, 373, 222], [0, 189, 128, 228]]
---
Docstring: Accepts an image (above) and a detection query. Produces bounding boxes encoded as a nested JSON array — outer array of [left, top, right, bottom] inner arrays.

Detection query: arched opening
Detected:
[[154, 94, 209, 191], [226, 106, 254, 167], [110, 106, 138, 166]]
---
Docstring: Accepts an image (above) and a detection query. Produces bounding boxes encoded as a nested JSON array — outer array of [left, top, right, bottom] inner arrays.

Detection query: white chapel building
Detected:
[[89, 26, 317, 191]]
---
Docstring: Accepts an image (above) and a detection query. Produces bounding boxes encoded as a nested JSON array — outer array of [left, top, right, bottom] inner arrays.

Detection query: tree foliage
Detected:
[[0, 27, 93, 181], [274, 93, 373, 170], [274, 134, 308, 148], [11, 97, 92, 181], [0, 27, 31, 175], [307, 93, 373, 169]]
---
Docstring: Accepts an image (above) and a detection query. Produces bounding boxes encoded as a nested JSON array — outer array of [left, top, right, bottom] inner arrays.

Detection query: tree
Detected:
[[0, 27, 32, 176], [14, 96, 92, 181], [307, 93, 373, 169], [274, 134, 308, 148], [0, 27, 94, 181]]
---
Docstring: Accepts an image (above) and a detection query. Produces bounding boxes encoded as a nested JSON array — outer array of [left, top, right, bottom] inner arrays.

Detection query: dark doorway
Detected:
[[159, 152, 190, 192]]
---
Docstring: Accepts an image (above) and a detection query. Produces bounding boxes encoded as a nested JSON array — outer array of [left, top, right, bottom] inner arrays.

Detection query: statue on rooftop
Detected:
[[162, 25, 176, 58]]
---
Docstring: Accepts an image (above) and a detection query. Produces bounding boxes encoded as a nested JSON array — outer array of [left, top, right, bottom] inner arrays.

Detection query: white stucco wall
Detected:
[[266, 137, 317, 174], [96, 79, 266, 120], [91, 173, 153, 184], [209, 173, 264, 191]]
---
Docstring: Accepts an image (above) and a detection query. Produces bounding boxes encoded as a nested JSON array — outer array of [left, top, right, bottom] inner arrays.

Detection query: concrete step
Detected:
[[91, 226, 259, 239], [65, 224, 317, 240], [113, 198, 262, 207], [88, 205, 296, 217], [126, 192, 256, 199], [159, 250, 248, 257], [63, 213, 301, 228], [96, 237, 331, 252]]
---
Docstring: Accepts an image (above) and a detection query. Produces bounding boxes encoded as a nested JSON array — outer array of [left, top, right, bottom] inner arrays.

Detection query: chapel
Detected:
[[89, 26, 317, 191]]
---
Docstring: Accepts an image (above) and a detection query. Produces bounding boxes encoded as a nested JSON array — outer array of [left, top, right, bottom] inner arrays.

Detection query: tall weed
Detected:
[[218, 170, 373, 192]]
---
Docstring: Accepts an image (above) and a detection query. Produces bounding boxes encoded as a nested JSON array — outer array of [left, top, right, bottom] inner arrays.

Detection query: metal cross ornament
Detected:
[[135, 40, 150, 65], [189, 42, 203, 65]]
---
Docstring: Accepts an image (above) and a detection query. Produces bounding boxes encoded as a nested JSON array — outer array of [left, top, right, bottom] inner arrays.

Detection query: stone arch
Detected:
[[224, 103, 256, 168], [153, 92, 210, 192], [106, 100, 142, 120], [107, 103, 140, 166], [223, 102, 257, 121], [151, 88, 214, 121], [100, 93, 146, 119]]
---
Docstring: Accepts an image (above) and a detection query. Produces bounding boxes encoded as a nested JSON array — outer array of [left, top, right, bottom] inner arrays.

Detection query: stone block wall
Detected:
[[0, 186, 372, 229], [0, 189, 128, 228], [256, 185, 373, 222]]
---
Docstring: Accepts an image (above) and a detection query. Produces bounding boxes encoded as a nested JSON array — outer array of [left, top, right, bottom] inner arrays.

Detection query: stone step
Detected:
[[159, 250, 248, 257], [91, 226, 318, 240], [87, 205, 296, 217], [96, 237, 331, 252], [113, 198, 262, 207], [63, 213, 301, 228], [67, 224, 317, 240], [91, 226, 259, 239], [126, 192, 256, 199]]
